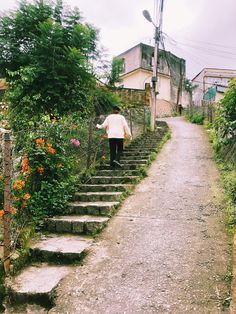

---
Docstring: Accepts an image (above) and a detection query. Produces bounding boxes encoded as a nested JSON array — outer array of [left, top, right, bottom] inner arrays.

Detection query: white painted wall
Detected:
[[192, 68, 236, 104]]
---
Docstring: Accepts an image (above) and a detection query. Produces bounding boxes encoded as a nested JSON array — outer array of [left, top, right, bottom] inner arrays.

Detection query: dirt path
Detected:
[[50, 117, 230, 314]]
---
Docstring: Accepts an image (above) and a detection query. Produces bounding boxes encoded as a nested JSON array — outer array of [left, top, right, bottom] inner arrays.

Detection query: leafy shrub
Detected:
[[189, 112, 204, 124], [223, 169, 236, 204], [214, 78, 236, 147], [12, 120, 77, 225]]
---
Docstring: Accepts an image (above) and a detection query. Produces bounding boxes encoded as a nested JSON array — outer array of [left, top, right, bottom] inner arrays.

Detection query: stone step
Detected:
[[73, 191, 123, 202], [122, 151, 150, 156], [30, 234, 92, 263], [68, 201, 120, 216], [6, 263, 70, 307], [121, 155, 150, 160], [88, 175, 139, 184], [78, 184, 134, 192], [95, 170, 140, 176], [124, 147, 155, 152], [98, 164, 145, 170], [119, 160, 148, 164], [46, 215, 109, 235], [130, 144, 157, 148]]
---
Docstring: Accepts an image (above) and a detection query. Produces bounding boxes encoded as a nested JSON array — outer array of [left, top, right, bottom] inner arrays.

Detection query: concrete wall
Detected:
[[157, 76, 171, 102], [192, 68, 236, 103], [118, 69, 152, 90], [118, 45, 141, 75]]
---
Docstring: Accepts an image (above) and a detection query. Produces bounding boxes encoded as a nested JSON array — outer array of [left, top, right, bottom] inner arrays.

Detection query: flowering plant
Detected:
[[70, 138, 81, 147]]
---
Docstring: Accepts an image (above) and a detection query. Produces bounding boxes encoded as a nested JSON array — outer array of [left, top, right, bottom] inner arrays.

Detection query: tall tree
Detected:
[[0, 0, 99, 130]]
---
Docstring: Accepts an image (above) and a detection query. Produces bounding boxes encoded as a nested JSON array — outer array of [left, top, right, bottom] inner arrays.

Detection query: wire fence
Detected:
[[187, 101, 235, 165], [0, 107, 150, 272], [189, 100, 215, 123]]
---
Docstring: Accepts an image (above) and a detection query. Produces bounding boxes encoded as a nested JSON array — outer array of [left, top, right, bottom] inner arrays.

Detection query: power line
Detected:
[[163, 33, 236, 60]]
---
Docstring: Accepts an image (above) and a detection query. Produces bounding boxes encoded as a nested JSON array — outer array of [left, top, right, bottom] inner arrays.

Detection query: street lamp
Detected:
[[142, 9, 160, 131]]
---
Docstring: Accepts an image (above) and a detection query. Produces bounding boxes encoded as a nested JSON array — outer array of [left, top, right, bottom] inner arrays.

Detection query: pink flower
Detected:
[[70, 138, 81, 147]]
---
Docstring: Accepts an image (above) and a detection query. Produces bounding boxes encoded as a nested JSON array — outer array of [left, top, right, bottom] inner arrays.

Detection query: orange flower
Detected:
[[0, 210, 4, 221], [10, 206, 17, 215], [47, 147, 56, 154], [13, 180, 26, 190], [37, 166, 44, 175], [23, 193, 31, 201], [35, 138, 45, 147], [22, 158, 31, 174], [47, 143, 52, 148]]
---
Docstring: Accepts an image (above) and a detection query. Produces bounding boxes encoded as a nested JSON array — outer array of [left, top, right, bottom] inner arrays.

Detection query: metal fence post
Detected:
[[86, 118, 93, 169], [129, 109, 133, 136], [3, 132, 12, 274], [143, 108, 146, 133]]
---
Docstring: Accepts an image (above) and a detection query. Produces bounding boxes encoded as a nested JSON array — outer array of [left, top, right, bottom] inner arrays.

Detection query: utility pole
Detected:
[[143, 0, 164, 131], [176, 58, 185, 112]]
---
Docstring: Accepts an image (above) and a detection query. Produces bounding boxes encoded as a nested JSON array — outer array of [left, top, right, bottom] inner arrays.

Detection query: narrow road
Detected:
[[50, 117, 230, 314]]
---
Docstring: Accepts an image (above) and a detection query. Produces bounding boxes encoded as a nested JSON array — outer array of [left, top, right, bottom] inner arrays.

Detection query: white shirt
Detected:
[[96, 114, 132, 139]]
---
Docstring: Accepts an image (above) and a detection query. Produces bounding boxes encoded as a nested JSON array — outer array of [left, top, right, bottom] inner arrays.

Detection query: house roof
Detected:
[[117, 42, 184, 63], [119, 67, 170, 80]]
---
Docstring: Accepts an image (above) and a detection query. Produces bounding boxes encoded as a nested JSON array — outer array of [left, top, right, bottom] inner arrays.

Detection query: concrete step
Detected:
[[119, 160, 148, 164], [122, 151, 150, 156], [124, 148, 154, 152], [46, 215, 109, 235], [6, 263, 70, 307], [88, 175, 139, 184], [78, 184, 134, 192], [68, 201, 120, 216], [121, 155, 150, 160], [73, 191, 123, 202], [95, 170, 140, 176], [30, 234, 92, 263], [98, 164, 145, 170]]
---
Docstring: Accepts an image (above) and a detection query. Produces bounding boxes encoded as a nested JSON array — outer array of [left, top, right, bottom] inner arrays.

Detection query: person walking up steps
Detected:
[[96, 106, 132, 169]]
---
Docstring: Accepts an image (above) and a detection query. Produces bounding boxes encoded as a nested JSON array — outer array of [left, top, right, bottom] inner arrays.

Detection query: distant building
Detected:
[[192, 68, 236, 104], [115, 43, 188, 117]]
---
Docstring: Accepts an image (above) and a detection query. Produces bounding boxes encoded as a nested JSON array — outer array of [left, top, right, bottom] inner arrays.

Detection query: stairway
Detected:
[[5, 123, 169, 310]]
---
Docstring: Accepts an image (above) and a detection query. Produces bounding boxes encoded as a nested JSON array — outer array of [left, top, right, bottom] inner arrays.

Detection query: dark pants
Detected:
[[109, 138, 124, 167]]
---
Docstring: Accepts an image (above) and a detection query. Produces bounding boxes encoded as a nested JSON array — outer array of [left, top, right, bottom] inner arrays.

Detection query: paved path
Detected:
[[50, 117, 230, 314]]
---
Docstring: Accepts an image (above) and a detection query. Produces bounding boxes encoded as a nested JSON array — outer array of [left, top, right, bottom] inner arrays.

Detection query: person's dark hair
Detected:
[[112, 105, 121, 113]]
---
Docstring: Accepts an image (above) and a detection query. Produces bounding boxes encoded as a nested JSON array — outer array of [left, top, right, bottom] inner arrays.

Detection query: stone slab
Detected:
[[47, 215, 109, 235], [68, 201, 119, 215], [6, 264, 70, 306], [30, 235, 93, 263], [77, 184, 134, 192]]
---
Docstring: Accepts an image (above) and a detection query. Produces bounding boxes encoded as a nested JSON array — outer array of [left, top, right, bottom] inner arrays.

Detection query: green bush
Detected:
[[223, 169, 236, 204], [189, 112, 204, 124], [12, 119, 77, 225]]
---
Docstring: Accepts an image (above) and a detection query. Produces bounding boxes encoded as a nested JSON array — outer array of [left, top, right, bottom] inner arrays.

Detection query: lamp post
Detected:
[[143, 10, 159, 131], [143, 1, 164, 131]]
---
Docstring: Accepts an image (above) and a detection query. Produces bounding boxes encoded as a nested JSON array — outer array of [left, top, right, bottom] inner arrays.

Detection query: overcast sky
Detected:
[[1, 0, 236, 78]]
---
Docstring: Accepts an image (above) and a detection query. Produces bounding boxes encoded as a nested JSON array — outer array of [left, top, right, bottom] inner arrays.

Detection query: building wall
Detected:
[[118, 45, 141, 74], [192, 68, 236, 103], [118, 70, 152, 90], [118, 70, 171, 102], [116, 43, 186, 114], [157, 75, 171, 101]]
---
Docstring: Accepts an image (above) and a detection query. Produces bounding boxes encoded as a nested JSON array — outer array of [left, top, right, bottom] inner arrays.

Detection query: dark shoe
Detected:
[[113, 160, 123, 168]]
